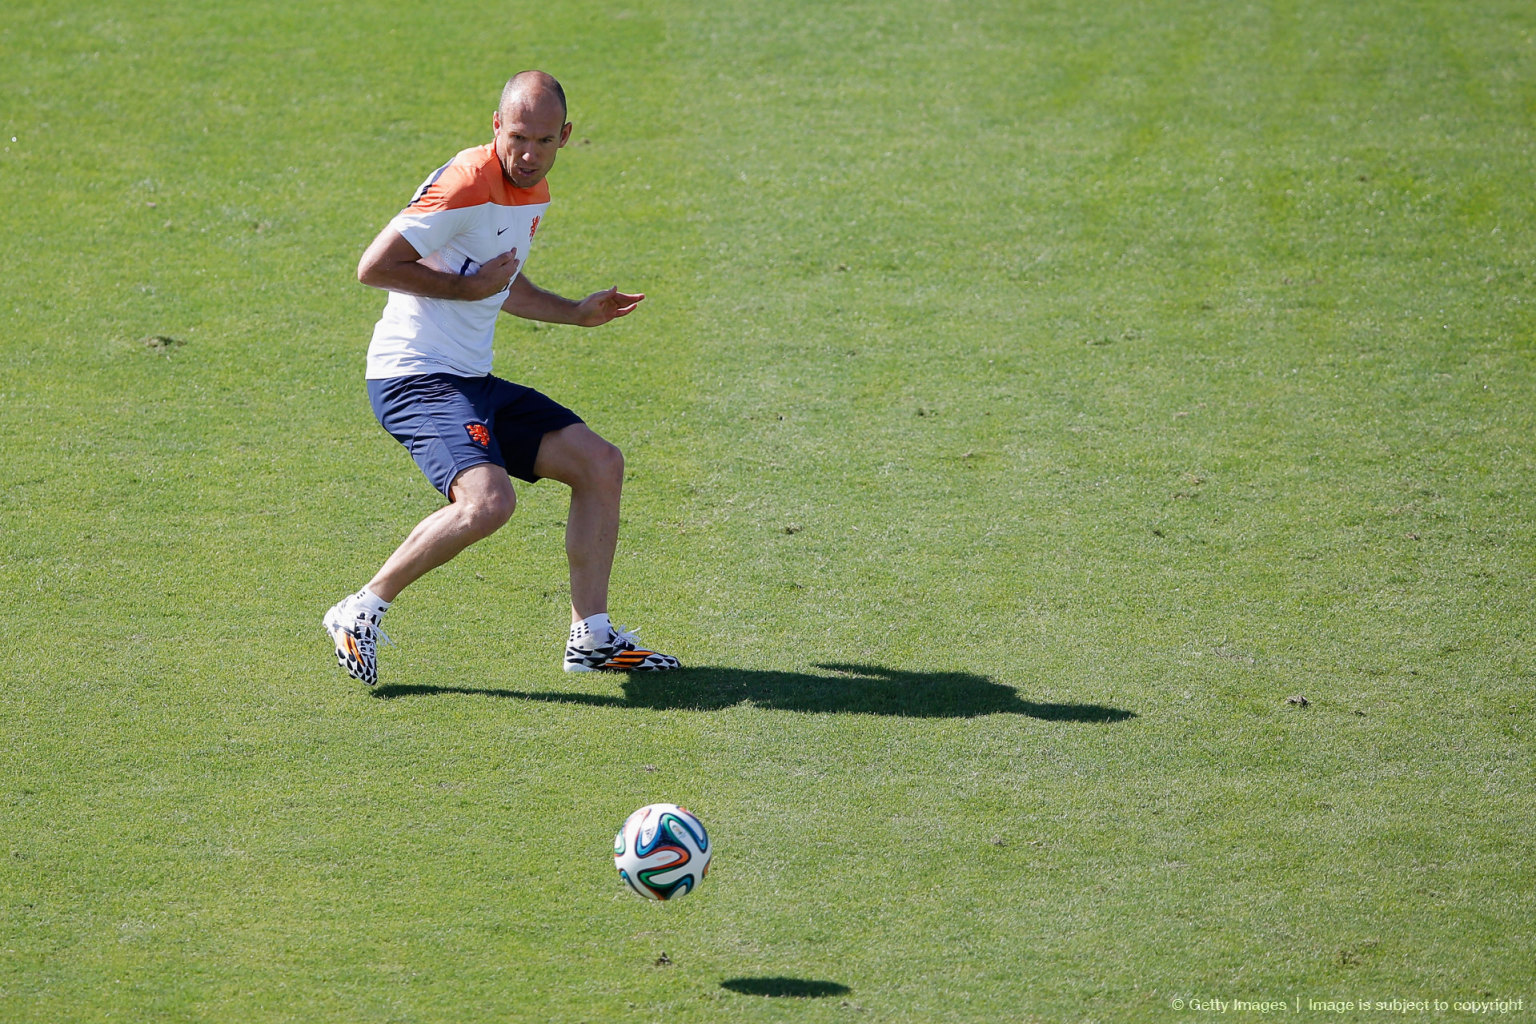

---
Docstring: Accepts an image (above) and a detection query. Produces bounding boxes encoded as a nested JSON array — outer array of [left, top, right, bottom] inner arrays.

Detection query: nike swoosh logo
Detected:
[[497, 226, 510, 235]]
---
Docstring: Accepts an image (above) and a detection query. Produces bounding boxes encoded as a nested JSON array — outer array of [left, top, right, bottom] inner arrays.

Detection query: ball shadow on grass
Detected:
[[374, 662, 1135, 722], [720, 977, 851, 998]]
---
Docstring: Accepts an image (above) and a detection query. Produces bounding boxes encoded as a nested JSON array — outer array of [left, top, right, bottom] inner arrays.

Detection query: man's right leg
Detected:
[[326, 464, 515, 684], [368, 463, 516, 601]]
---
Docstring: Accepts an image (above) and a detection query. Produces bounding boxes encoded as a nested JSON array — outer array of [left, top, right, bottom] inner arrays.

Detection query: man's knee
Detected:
[[470, 486, 516, 533], [450, 467, 516, 536], [534, 424, 624, 491], [587, 437, 624, 489]]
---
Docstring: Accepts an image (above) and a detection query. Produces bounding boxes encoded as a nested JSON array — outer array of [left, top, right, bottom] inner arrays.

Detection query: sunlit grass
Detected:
[[2, 0, 1532, 1021]]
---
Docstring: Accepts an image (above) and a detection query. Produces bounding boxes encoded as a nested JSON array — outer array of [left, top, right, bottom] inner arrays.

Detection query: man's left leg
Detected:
[[533, 423, 680, 672], [532, 423, 622, 622]]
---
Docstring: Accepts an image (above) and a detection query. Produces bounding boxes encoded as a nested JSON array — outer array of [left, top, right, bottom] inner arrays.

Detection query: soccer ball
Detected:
[[613, 803, 712, 900]]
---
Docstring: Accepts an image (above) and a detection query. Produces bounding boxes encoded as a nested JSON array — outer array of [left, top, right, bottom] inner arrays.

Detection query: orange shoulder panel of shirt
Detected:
[[408, 144, 551, 213]]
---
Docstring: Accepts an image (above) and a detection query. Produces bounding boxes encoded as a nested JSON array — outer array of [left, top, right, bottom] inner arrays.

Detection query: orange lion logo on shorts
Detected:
[[464, 423, 491, 447]]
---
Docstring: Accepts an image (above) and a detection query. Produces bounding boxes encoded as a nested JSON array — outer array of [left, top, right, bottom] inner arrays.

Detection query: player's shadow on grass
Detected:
[[373, 663, 1135, 722]]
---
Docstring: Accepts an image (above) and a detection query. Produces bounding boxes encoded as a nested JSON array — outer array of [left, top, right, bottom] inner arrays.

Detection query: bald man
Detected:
[[324, 71, 680, 684]]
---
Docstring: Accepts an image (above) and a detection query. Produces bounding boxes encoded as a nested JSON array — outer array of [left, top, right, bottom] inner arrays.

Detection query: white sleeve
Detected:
[[388, 205, 478, 260]]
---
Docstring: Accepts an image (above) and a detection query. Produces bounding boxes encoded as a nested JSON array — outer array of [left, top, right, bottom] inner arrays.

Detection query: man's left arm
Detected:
[[500, 273, 644, 327]]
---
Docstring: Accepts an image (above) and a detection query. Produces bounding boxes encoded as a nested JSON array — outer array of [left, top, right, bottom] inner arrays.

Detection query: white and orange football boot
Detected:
[[564, 622, 680, 673], [323, 598, 392, 686]]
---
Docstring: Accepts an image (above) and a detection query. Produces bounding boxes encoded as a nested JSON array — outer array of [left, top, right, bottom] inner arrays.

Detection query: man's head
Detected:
[[493, 71, 572, 190]]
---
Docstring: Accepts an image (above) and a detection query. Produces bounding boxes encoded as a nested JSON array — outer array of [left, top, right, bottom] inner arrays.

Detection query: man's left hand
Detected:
[[575, 287, 645, 327]]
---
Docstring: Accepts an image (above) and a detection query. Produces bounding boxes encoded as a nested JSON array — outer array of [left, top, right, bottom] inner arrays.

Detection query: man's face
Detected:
[[492, 92, 571, 189]]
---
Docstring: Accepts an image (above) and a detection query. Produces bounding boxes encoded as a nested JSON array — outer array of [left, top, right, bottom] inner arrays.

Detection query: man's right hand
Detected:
[[458, 249, 520, 300], [359, 227, 522, 303]]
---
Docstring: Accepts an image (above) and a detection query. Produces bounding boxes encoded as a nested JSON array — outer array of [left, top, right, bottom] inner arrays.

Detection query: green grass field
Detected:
[[3, 0, 1534, 1020]]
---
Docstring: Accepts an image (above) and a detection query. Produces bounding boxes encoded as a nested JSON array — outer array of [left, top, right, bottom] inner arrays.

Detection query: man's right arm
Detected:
[[357, 227, 520, 302]]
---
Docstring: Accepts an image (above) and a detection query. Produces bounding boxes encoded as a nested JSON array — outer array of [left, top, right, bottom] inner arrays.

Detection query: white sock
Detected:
[[353, 587, 391, 619], [570, 612, 612, 648]]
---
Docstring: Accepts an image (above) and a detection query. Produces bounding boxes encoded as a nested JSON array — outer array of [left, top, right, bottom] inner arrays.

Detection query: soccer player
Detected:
[[323, 71, 680, 684]]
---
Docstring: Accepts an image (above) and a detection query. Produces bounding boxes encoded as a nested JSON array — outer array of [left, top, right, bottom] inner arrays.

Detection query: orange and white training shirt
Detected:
[[366, 144, 550, 379]]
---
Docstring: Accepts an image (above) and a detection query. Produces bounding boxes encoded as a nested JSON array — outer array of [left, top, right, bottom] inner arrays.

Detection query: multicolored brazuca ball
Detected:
[[613, 803, 712, 900]]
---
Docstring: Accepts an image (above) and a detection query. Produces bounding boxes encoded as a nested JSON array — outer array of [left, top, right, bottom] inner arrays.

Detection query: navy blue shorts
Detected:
[[367, 373, 584, 495]]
